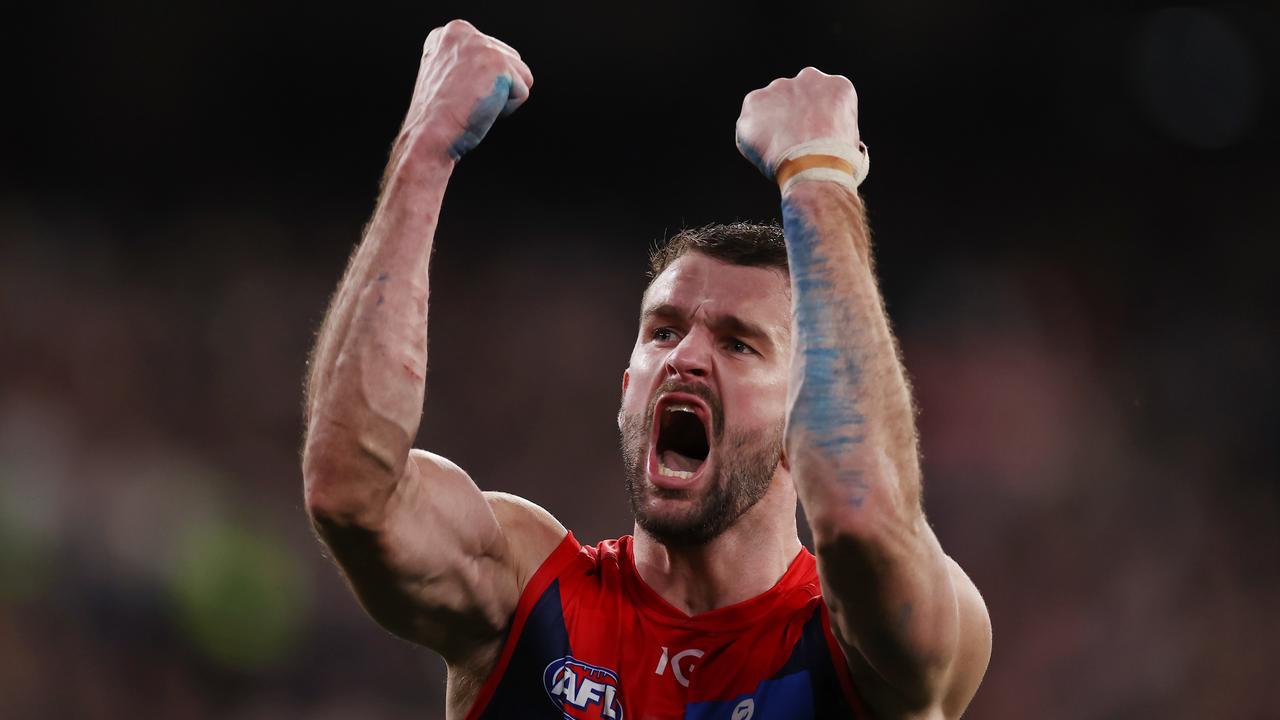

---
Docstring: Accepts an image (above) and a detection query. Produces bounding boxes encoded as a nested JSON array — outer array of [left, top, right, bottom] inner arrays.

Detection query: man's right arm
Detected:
[[301, 20, 564, 664]]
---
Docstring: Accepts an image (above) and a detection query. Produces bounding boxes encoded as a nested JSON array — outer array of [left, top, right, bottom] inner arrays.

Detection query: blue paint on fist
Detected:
[[448, 75, 514, 160], [737, 136, 771, 178]]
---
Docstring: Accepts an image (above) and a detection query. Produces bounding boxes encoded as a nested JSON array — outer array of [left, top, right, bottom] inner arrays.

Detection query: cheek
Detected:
[[759, 392, 789, 427], [750, 374, 790, 422], [727, 378, 787, 425], [622, 354, 655, 409]]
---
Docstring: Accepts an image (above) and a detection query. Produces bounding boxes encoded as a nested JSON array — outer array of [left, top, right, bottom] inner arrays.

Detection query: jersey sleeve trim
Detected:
[[820, 602, 874, 719], [464, 530, 581, 720]]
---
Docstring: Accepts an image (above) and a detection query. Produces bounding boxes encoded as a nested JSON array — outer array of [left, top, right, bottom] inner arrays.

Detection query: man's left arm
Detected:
[[737, 69, 992, 717]]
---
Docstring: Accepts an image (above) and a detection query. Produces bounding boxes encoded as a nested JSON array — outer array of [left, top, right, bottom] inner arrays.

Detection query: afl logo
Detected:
[[543, 656, 625, 719]]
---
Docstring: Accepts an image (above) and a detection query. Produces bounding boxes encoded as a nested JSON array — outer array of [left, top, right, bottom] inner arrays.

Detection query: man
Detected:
[[302, 19, 991, 720]]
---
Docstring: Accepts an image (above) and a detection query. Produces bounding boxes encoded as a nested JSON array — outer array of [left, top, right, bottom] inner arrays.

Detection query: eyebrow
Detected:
[[641, 303, 781, 351]]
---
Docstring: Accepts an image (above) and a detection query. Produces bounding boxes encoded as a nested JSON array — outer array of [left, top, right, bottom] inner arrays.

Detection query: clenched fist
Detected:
[[735, 67, 869, 193], [397, 20, 533, 161]]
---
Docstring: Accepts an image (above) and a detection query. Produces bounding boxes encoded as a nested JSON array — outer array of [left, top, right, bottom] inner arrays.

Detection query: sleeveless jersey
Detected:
[[465, 533, 870, 720]]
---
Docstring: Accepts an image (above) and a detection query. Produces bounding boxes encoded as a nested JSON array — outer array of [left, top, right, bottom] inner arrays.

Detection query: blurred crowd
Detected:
[[2, 199, 1275, 717]]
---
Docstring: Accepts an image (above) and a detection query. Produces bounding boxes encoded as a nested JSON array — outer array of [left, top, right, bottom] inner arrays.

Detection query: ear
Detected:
[[617, 370, 631, 430], [779, 445, 790, 472]]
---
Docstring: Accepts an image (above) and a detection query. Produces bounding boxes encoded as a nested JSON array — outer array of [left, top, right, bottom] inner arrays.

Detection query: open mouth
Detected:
[[648, 392, 713, 487]]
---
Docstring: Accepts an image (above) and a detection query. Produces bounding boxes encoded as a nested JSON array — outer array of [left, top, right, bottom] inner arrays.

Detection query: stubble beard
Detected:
[[618, 399, 784, 548]]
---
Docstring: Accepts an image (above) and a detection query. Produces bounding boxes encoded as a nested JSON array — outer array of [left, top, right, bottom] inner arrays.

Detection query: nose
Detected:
[[664, 328, 712, 380]]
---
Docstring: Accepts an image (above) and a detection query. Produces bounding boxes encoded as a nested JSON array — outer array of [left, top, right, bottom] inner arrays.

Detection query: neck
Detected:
[[631, 475, 803, 616]]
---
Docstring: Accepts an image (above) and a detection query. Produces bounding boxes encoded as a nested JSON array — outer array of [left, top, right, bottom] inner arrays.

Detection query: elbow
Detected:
[[807, 508, 929, 582], [806, 487, 926, 557], [301, 430, 402, 531], [301, 442, 355, 527], [792, 445, 920, 545], [301, 447, 346, 523], [808, 502, 919, 563]]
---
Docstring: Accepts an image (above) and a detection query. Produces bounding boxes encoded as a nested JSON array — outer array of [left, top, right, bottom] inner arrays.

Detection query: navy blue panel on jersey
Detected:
[[683, 670, 814, 719], [477, 579, 572, 719]]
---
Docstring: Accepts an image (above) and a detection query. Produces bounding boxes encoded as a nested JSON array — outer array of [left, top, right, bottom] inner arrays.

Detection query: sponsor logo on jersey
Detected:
[[654, 646, 704, 688], [543, 656, 625, 719]]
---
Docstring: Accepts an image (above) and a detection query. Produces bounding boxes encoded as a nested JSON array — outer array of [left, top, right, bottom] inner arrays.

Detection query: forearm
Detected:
[[742, 68, 987, 712], [781, 180, 921, 538], [781, 180, 966, 702], [303, 130, 455, 519]]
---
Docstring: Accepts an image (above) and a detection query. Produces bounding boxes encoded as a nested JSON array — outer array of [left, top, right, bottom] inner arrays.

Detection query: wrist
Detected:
[[390, 123, 461, 175], [375, 125, 458, 216], [774, 140, 870, 195], [776, 155, 854, 187]]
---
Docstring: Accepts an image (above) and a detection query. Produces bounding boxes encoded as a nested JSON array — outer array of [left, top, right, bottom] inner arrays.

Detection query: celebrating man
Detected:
[[302, 19, 991, 719]]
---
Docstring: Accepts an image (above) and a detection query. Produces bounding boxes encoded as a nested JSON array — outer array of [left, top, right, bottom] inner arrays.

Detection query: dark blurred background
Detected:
[[1, 1, 1277, 717]]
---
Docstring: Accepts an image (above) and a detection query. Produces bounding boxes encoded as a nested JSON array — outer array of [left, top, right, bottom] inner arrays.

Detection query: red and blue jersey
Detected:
[[466, 533, 870, 720]]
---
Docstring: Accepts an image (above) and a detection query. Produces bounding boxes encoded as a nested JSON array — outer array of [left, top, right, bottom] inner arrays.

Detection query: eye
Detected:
[[729, 339, 756, 355], [651, 327, 678, 342]]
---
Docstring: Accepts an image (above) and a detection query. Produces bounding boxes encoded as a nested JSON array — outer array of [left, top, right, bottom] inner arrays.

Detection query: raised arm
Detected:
[[736, 69, 991, 718], [302, 20, 564, 664]]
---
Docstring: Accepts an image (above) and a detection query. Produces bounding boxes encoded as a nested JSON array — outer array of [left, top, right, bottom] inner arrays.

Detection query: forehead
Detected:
[[643, 253, 791, 330]]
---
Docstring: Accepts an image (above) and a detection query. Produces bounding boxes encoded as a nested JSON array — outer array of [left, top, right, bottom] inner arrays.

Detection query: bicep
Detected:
[[942, 558, 992, 717], [818, 520, 988, 715], [314, 450, 520, 659]]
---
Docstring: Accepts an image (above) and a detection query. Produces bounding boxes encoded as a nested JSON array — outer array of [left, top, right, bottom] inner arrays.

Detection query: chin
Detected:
[[633, 475, 735, 547], [619, 384, 781, 547]]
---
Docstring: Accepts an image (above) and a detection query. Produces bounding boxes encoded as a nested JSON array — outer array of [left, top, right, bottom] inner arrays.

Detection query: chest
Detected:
[[561, 599, 812, 707], [504, 580, 850, 719]]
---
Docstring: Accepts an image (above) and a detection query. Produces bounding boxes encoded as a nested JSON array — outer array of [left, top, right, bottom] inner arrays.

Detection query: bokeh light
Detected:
[[169, 520, 310, 670]]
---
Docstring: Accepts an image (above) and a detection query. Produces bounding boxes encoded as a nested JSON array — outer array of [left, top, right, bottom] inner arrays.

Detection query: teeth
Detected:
[[658, 463, 695, 479], [665, 404, 697, 414]]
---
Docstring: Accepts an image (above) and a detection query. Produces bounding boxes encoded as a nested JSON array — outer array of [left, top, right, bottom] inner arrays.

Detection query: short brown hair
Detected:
[[647, 222, 788, 286]]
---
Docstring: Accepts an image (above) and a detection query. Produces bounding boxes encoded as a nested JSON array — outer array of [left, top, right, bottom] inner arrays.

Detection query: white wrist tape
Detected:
[[776, 139, 870, 194]]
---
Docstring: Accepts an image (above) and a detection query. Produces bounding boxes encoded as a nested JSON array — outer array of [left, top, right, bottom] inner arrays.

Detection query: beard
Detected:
[[618, 382, 784, 547]]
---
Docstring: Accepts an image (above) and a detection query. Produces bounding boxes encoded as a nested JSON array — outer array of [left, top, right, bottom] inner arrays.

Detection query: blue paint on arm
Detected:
[[782, 198, 867, 472], [448, 75, 514, 161]]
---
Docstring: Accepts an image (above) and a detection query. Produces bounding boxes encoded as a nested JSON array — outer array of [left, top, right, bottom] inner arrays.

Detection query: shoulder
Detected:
[[483, 491, 564, 535], [483, 492, 571, 590]]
